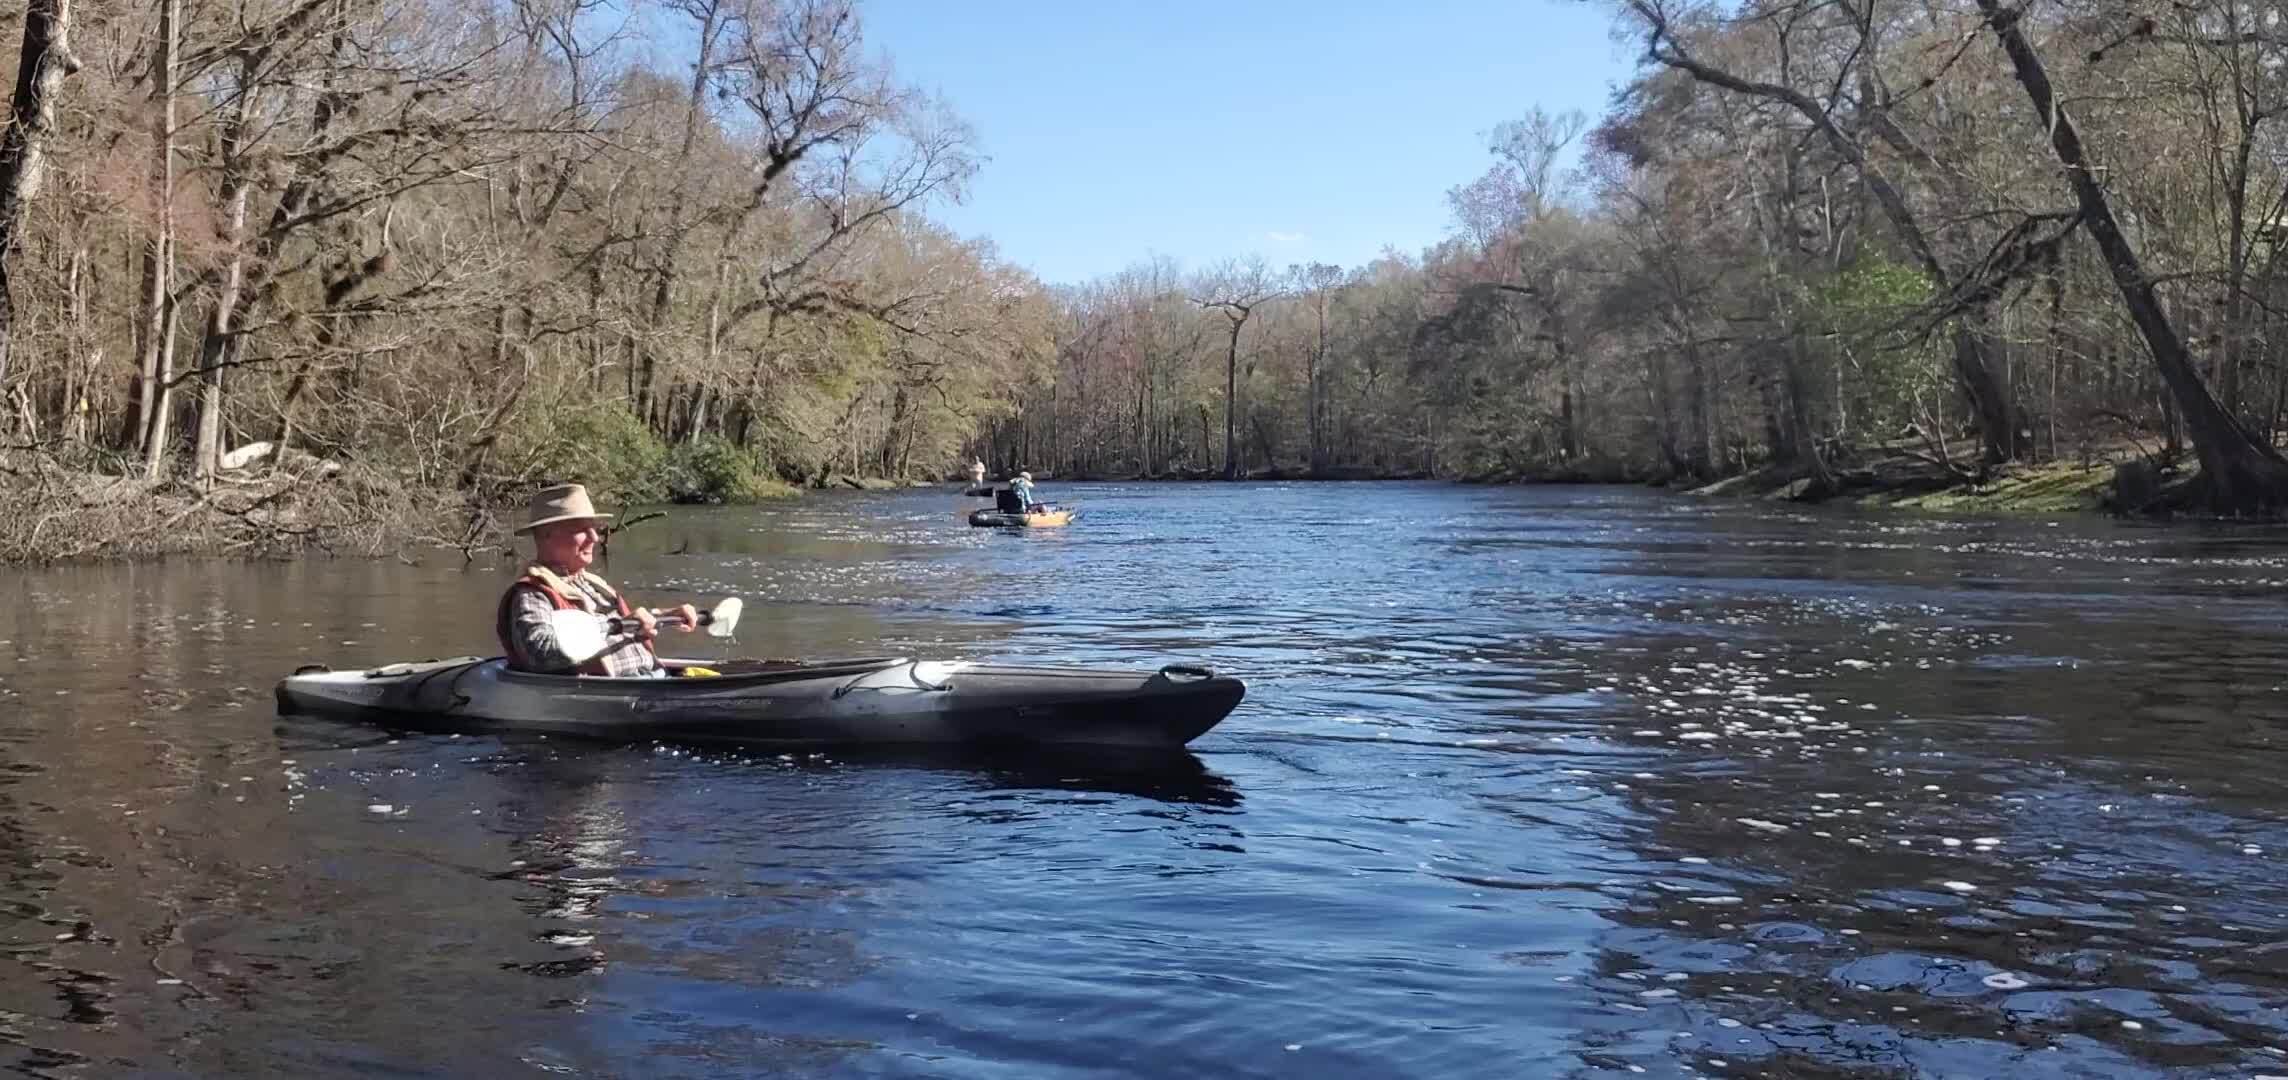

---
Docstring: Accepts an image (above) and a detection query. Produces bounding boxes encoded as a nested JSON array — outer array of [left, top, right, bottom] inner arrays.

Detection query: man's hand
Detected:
[[632, 607, 660, 641], [670, 603, 698, 632]]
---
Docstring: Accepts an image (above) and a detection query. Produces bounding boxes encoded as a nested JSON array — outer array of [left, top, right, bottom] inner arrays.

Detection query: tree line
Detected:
[[0, 0, 1047, 523], [0, 0, 2283, 545], [986, 0, 2288, 514]]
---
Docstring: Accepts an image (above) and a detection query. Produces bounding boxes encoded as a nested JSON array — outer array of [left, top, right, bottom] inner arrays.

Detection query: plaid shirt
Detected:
[[502, 575, 661, 677]]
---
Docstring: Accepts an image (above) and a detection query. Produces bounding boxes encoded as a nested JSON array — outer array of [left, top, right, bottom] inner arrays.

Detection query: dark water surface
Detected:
[[0, 482, 2282, 1078]]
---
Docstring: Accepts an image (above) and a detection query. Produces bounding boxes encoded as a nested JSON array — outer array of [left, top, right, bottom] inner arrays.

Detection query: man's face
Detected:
[[535, 519, 602, 572]]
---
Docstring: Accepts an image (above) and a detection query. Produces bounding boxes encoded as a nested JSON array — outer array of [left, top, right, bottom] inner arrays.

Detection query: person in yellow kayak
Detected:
[[1011, 470, 1041, 511], [496, 483, 696, 676]]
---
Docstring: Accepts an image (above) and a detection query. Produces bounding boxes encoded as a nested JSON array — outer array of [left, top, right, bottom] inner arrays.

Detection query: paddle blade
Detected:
[[706, 597, 742, 638], [548, 608, 609, 664]]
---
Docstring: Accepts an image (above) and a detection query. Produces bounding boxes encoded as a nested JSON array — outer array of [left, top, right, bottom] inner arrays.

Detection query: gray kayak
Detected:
[[274, 655, 1244, 750]]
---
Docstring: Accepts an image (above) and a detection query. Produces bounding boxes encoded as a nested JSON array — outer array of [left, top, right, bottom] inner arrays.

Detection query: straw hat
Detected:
[[1018, 471, 1032, 481], [514, 482, 614, 534]]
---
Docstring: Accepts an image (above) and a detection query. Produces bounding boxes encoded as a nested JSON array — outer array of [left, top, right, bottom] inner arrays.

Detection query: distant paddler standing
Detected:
[[970, 458, 987, 488]]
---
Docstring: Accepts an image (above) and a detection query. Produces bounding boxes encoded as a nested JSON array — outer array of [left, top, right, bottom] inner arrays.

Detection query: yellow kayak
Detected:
[[968, 507, 1076, 528]]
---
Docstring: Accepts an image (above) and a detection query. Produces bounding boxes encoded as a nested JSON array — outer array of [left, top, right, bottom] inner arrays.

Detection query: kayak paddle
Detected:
[[549, 597, 744, 666]]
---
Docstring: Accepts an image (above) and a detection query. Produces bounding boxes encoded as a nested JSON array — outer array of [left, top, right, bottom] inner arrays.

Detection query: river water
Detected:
[[0, 482, 2280, 1078]]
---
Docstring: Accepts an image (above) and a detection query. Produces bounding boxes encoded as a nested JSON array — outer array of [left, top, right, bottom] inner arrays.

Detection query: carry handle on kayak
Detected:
[[1158, 663, 1217, 680]]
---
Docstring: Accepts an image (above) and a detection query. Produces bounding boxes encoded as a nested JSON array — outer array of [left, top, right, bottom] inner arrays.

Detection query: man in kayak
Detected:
[[1011, 470, 1041, 511], [496, 482, 697, 676]]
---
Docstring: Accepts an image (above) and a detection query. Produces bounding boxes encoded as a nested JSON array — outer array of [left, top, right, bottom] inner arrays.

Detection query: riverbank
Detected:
[[1676, 445, 2172, 516], [1027, 451, 2148, 517], [0, 445, 1004, 565], [1047, 464, 1427, 482], [0, 442, 2209, 566], [0, 454, 469, 564]]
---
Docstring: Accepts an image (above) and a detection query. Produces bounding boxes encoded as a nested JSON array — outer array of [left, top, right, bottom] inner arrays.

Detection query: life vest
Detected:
[[496, 565, 636, 675]]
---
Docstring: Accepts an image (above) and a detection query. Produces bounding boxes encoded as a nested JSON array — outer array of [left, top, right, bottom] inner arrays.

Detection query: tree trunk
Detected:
[[686, 255, 729, 442], [131, 0, 174, 460], [637, 0, 724, 430], [1977, 0, 2288, 512], [0, 0, 80, 399], [141, 303, 176, 479], [1784, 326, 1833, 489], [1684, 337, 1712, 476], [1559, 359, 1578, 460], [1222, 322, 1240, 479], [1759, 369, 1791, 464], [1310, 294, 1329, 475], [62, 240, 91, 444], [1646, 345, 1680, 475], [192, 342, 227, 485], [189, 59, 258, 490], [1540, 295, 1581, 461]]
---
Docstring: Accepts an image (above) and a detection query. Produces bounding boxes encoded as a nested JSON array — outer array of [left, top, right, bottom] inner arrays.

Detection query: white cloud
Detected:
[[1263, 230, 1309, 245]]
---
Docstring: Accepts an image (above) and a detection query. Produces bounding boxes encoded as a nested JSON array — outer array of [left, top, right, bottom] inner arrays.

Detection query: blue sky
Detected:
[[856, 0, 1635, 285]]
